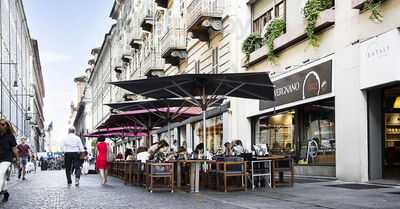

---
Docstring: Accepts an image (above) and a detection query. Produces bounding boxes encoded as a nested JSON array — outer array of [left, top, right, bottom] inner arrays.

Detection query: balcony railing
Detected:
[[186, 0, 224, 32], [161, 28, 186, 58], [128, 27, 143, 50], [155, 0, 169, 8], [140, 1, 155, 32], [142, 51, 165, 76]]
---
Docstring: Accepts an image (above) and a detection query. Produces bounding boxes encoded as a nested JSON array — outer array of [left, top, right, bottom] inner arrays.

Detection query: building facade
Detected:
[[0, 0, 45, 150], [30, 39, 46, 152], [79, 0, 400, 183], [242, 0, 400, 182]]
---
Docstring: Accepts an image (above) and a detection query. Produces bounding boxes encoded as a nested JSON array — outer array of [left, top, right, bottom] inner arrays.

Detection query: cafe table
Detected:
[[253, 155, 291, 188], [172, 159, 214, 193]]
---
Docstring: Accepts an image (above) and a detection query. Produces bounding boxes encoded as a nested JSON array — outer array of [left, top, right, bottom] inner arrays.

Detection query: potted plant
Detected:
[[303, 0, 334, 47], [264, 18, 286, 63], [242, 33, 264, 60]]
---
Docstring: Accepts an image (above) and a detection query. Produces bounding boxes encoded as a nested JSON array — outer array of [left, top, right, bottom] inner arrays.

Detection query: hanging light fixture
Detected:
[[393, 96, 400, 109]]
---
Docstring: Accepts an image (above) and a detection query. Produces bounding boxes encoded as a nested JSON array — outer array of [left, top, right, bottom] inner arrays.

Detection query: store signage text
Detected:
[[260, 60, 332, 110], [274, 82, 300, 97], [360, 28, 400, 89]]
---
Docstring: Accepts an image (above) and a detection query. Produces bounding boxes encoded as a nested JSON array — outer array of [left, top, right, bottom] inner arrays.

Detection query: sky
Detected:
[[23, 0, 113, 147]]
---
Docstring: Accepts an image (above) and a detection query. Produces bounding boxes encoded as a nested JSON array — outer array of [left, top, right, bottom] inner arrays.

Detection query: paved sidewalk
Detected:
[[0, 170, 399, 209]]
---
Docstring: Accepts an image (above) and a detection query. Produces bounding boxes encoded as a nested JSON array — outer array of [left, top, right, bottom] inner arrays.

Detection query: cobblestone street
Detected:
[[0, 170, 399, 209]]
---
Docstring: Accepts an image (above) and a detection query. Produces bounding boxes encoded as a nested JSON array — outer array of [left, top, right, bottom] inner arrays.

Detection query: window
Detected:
[[255, 111, 295, 155], [192, 115, 223, 154], [252, 1, 285, 34], [212, 48, 219, 74], [253, 99, 335, 166], [275, 1, 285, 19], [195, 60, 200, 74], [252, 9, 272, 34], [299, 100, 335, 166]]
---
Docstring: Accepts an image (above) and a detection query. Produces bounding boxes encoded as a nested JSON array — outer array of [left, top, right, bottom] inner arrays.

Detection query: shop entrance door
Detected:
[[383, 87, 400, 179]]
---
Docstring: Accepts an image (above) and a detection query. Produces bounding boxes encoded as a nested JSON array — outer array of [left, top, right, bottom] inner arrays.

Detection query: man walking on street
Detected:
[[61, 128, 84, 187], [17, 137, 32, 180]]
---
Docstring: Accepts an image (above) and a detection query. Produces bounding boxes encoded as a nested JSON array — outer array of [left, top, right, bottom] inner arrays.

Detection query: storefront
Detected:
[[361, 29, 400, 180], [152, 102, 230, 153], [251, 59, 335, 177], [192, 115, 224, 154]]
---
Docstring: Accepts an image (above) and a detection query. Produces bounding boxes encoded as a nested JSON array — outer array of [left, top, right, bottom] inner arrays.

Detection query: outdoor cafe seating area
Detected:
[[108, 149, 294, 193], [101, 72, 285, 192]]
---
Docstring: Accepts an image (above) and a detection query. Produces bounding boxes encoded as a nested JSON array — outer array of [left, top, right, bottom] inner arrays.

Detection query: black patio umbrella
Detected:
[[104, 98, 223, 144], [97, 108, 200, 147], [110, 72, 275, 154], [105, 98, 223, 112]]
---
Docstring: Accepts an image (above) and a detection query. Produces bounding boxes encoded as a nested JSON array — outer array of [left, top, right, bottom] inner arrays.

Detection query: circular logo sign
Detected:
[[302, 71, 321, 99]]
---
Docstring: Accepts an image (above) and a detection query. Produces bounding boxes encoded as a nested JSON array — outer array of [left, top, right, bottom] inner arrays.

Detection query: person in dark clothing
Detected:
[[17, 137, 32, 180], [0, 119, 19, 202]]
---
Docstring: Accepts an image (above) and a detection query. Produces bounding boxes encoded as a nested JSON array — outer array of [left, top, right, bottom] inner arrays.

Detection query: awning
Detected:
[[84, 132, 147, 138], [96, 126, 145, 133], [98, 107, 200, 129], [85, 126, 146, 138], [110, 72, 275, 104], [105, 98, 223, 112], [109, 72, 275, 153]]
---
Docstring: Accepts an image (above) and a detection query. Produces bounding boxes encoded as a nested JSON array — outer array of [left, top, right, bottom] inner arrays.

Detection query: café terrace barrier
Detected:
[[109, 155, 294, 193]]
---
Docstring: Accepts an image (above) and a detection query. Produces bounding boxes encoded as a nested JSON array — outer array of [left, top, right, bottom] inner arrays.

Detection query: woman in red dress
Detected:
[[96, 137, 109, 185]]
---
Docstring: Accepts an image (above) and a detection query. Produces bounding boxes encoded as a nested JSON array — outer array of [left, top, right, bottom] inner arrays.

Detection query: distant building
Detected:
[[30, 40, 46, 152]]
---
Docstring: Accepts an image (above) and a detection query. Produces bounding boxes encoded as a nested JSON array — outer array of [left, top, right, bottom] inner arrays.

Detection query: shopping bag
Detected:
[[106, 144, 115, 163], [82, 161, 89, 175]]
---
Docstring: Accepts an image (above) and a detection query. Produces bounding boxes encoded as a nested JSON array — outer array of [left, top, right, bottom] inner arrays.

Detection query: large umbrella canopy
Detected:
[[95, 126, 145, 133], [109, 72, 275, 155], [110, 73, 275, 109], [97, 108, 201, 146], [98, 108, 200, 129], [105, 98, 223, 112], [84, 132, 147, 138], [105, 99, 214, 146]]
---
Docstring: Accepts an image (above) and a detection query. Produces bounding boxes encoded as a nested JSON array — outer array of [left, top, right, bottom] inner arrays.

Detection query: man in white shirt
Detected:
[[61, 128, 84, 187]]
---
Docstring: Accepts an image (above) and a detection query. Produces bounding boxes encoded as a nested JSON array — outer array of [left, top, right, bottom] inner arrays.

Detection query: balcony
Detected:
[[243, 8, 335, 67], [155, 0, 169, 8], [140, 10, 154, 33], [129, 30, 143, 50], [161, 29, 188, 66], [142, 51, 165, 77], [186, 0, 224, 41], [352, 0, 386, 10]]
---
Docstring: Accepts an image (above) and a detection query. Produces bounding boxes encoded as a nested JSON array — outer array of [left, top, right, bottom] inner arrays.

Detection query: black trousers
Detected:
[[64, 152, 81, 184]]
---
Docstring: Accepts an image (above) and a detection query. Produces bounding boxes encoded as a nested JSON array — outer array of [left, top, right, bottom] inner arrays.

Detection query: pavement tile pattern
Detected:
[[0, 170, 399, 209]]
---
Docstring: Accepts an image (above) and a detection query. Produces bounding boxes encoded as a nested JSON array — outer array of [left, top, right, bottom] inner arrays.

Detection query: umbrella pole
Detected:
[[168, 122, 171, 145], [203, 110, 207, 158]]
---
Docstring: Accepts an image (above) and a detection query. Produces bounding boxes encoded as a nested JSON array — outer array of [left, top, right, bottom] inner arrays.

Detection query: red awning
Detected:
[[84, 132, 147, 138]]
